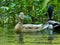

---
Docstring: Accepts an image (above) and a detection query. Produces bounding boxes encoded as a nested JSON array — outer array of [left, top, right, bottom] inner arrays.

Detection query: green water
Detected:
[[0, 27, 60, 45]]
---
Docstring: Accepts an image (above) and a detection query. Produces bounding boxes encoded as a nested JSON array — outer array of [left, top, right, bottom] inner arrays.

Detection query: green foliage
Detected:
[[0, 0, 60, 28], [24, 15, 32, 24]]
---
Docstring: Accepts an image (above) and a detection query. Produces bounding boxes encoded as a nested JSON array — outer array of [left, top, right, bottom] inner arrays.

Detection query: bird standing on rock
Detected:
[[45, 5, 54, 20]]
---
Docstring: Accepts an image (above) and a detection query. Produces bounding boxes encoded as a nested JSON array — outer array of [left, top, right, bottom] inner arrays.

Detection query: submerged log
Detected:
[[22, 24, 43, 32], [14, 23, 43, 33], [14, 22, 23, 34], [14, 12, 44, 33]]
